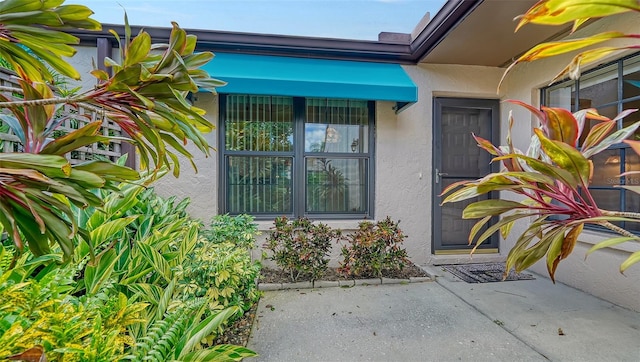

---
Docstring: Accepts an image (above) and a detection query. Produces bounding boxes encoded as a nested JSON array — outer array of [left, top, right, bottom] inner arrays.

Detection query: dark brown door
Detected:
[[433, 98, 499, 253]]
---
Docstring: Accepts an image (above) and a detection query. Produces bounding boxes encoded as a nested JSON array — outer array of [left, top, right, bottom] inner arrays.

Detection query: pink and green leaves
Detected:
[[441, 100, 640, 280], [515, 0, 640, 32], [500, 1, 640, 86], [0, 5, 224, 259]]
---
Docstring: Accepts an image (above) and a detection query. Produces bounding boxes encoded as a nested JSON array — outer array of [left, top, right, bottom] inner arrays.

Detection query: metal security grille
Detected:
[[220, 95, 374, 219], [224, 95, 294, 214], [304, 99, 369, 214]]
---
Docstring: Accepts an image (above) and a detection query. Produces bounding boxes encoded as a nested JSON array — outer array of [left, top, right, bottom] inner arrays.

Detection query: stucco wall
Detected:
[[64, 45, 122, 92], [150, 92, 219, 222], [499, 11, 640, 312]]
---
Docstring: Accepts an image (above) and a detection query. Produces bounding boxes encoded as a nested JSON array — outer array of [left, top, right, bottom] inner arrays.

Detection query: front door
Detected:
[[432, 98, 499, 254]]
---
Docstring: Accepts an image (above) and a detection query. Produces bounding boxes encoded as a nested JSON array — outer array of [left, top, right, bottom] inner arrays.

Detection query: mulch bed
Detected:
[[259, 263, 430, 283], [212, 304, 257, 347], [217, 262, 430, 347]]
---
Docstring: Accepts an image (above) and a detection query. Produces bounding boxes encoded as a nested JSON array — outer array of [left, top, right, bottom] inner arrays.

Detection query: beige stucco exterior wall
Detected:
[[499, 11, 640, 312], [150, 93, 219, 222], [64, 45, 122, 91]]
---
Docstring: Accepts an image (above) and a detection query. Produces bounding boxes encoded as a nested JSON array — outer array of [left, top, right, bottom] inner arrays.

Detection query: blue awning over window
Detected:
[[202, 53, 418, 112]]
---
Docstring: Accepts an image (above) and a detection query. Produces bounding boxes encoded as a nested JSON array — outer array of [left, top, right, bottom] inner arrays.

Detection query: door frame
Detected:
[[432, 97, 500, 254]]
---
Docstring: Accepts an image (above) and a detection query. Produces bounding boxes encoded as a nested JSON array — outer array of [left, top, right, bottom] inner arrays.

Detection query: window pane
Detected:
[[545, 82, 575, 109], [625, 192, 640, 231], [623, 55, 640, 101], [226, 95, 294, 152], [625, 149, 640, 186], [306, 158, 367, 213], [591, 189, 622, 214], [305, 99, 369, 153], [622, 100, 640, 141], [624, 147, 640, 231], [591, 149, 622, 187], [227, 156, 292, 214], [579, 64, 618, 108]]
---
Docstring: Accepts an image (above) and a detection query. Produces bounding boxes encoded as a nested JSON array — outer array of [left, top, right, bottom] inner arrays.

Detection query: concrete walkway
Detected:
[[247, 268, 640, 362]]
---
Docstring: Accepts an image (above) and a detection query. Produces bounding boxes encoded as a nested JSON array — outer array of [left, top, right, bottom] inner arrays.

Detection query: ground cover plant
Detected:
[[442, 0, 640, 280]]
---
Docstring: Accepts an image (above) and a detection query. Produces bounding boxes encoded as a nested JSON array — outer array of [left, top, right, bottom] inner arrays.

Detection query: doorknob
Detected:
[[435, 169, 449, 184]]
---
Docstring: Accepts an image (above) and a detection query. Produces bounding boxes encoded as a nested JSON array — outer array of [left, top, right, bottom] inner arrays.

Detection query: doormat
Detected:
[[440, 263, 535, 283]]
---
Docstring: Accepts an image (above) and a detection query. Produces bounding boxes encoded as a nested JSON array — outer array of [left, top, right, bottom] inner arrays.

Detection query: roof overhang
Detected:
[[203, 53, 418, 112], [69, 1, 565, 68], [418, 0, 572, 66], [68, 0, 576, 78]]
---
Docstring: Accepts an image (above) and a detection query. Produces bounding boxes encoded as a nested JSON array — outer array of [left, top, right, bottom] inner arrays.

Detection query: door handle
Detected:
[[435, 169, 449, 184]]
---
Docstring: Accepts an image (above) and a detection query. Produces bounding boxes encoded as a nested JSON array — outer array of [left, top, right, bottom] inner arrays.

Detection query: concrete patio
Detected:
[[247, 267, 640, 361]]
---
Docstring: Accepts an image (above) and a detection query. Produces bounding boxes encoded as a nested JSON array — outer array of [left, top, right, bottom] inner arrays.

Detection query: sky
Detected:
[[72, 0, 447, 41]]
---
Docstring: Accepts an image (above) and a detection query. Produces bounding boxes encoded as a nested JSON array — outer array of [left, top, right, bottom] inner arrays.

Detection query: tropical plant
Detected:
[[338, 217, 409, 279], [264, 216, 340, 282], [189, 214, 261, 311], [0, 258, 147, 361], [500, 0, 640, 86], [0, 0, 223, 259], [443, 0, 640, 280], [0, 178, 258, 361], [177, 239, 261, 313], [0, 2, 259, 360], [202, 214, 260, 249]]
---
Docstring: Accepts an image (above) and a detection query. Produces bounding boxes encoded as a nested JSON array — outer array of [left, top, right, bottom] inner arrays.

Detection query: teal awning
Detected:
[[202, 53, 418, 112]]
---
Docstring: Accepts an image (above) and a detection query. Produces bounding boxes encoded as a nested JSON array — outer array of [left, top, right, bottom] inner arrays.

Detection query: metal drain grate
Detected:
[[440, 263, 535, 283]]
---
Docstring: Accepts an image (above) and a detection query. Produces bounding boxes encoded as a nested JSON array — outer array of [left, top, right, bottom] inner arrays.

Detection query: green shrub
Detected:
[[338, 217, 409, 278], [176, 214, 261, 313], [202, 214, 259, 249], [264, 217, 340, 282], [177, 241, 261, 313], [0, 179, 259, 361], [0, 264, 146, 361]]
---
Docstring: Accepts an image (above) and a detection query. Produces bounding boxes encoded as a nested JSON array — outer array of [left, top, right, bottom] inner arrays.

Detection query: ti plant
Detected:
[[500, 0, 640, 86], [441, 103, 640, 281], [443, 0, 640, 281], [0, 0, 223, 259]]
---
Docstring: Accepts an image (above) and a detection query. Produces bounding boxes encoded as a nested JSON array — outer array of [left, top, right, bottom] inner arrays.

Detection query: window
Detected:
[[220, 95, 374, 219], [542, 53, 640, 231]]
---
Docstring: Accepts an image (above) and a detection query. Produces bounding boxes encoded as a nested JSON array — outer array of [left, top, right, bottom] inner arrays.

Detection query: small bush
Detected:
[[177, 242, 261, 312], [338, 217, 409, 278], [177, 214, 261, 313], [202, 214, 259, 249], [264, 217, 340, 282]]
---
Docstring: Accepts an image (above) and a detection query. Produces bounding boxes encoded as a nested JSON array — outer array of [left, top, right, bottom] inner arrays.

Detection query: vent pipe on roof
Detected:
[[411, 12, 431, 41]]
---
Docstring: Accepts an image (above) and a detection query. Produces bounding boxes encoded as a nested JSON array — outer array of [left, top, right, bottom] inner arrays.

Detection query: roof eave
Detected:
[[409, 0, 484, 63], [70, 1, 479, 65]]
